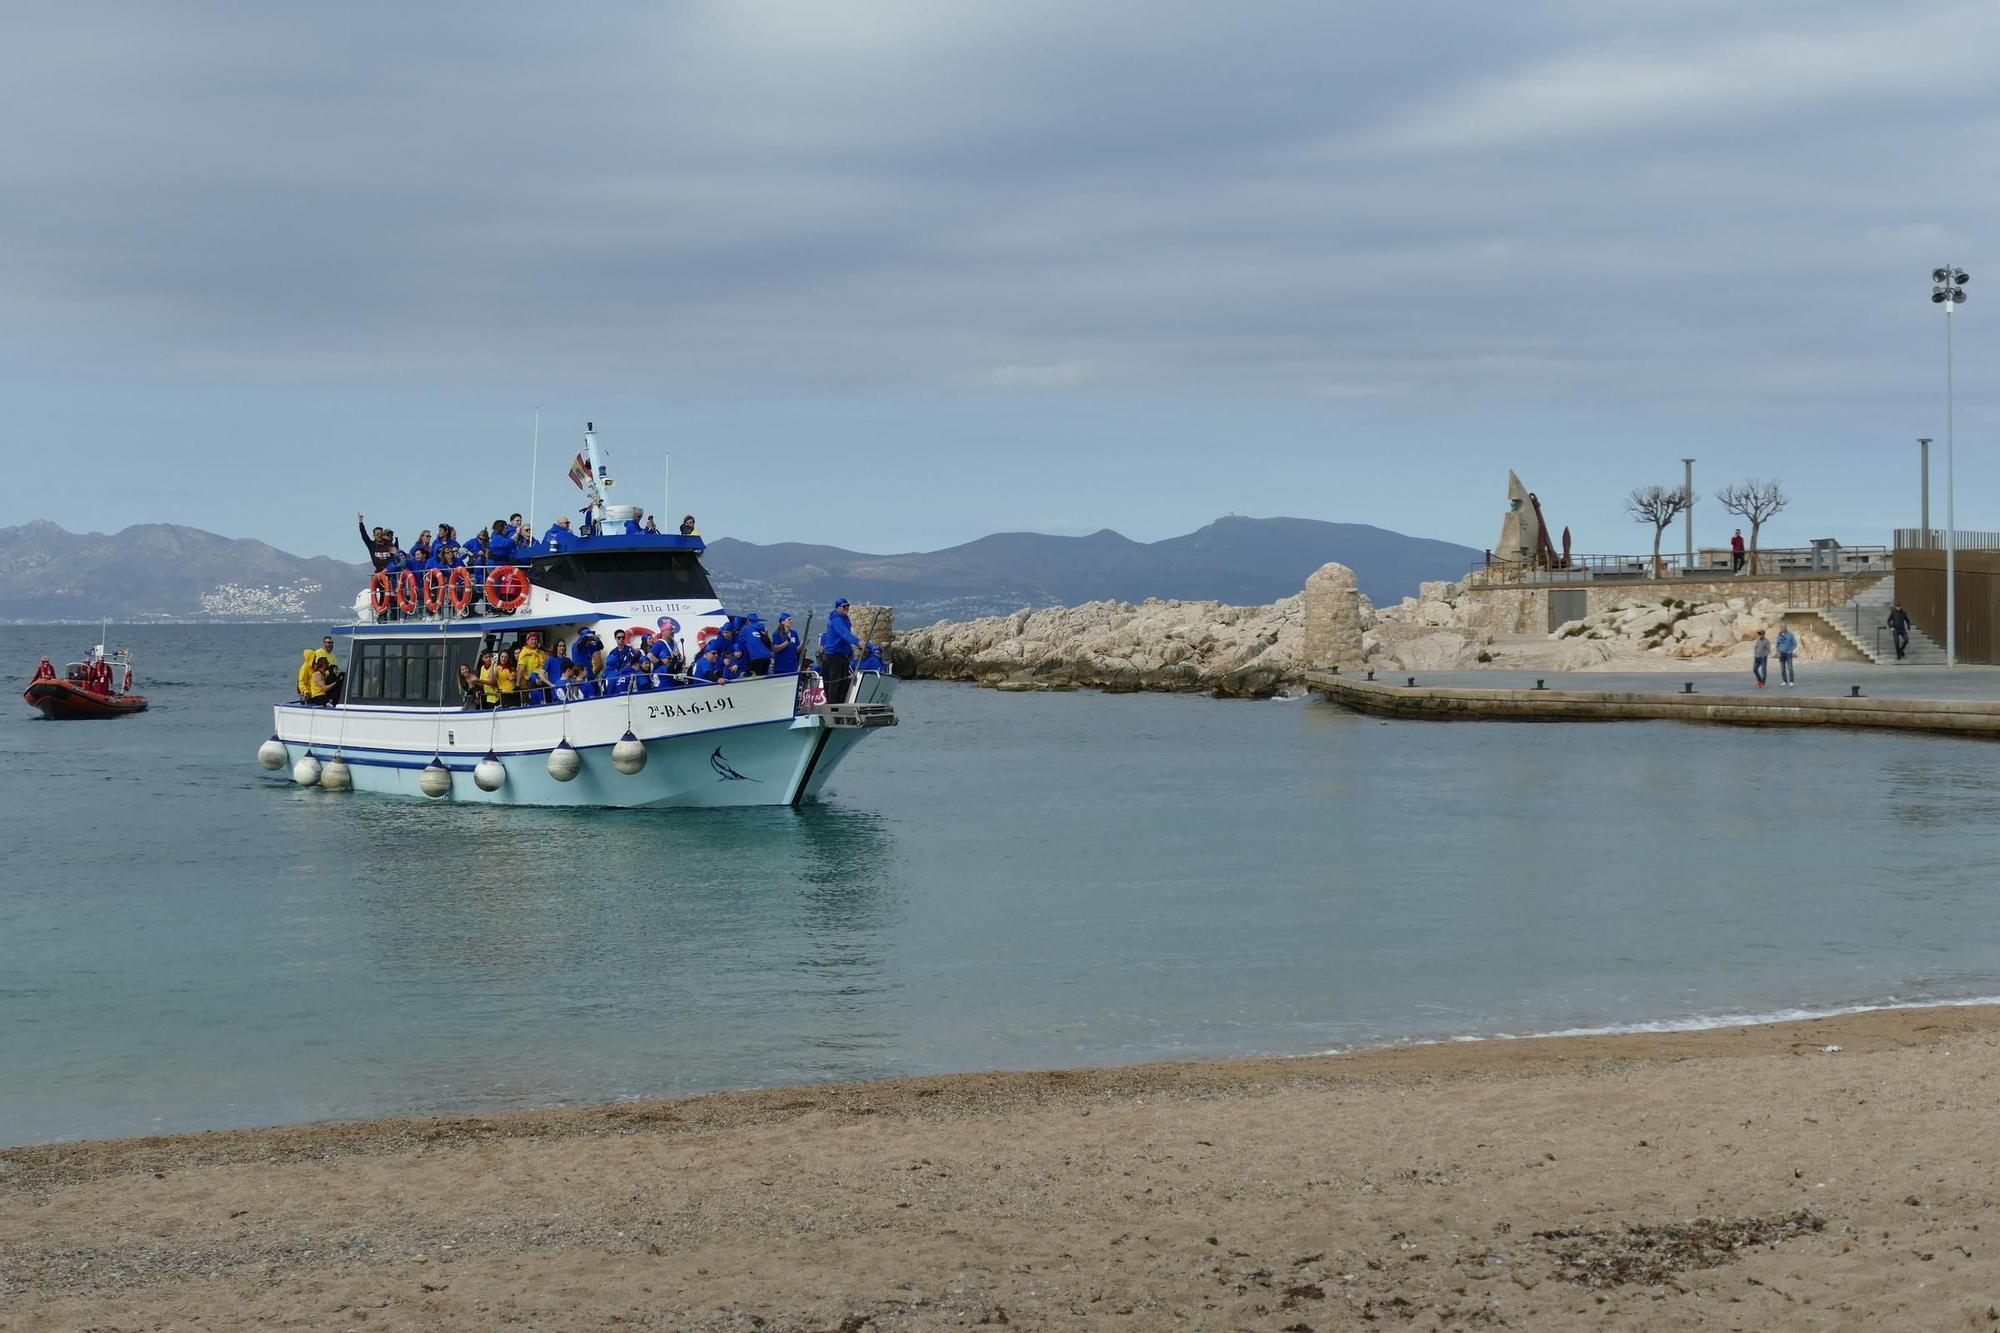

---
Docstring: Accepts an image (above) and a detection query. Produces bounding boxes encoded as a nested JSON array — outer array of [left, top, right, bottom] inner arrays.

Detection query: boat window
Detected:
[[530, 550, 717, 604], [350, 640, 450, 705]]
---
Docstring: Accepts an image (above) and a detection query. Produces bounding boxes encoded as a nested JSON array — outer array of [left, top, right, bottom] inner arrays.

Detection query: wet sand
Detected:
[[5, 1005, 2000, 1331]]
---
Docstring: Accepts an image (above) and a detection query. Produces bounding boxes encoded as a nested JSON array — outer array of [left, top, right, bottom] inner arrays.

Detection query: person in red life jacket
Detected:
[[32, 656, 57, 682], [87, 657, 113, 694]]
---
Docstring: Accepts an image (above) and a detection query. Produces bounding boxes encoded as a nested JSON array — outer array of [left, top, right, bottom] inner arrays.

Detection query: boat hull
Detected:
[[24, 680, 148, 719], [269, 673, 895, 808]]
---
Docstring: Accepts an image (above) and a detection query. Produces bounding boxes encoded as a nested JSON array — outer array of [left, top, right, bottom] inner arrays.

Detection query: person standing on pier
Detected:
[[1774, 623, 1799, 687], [1752, 629, 1770, 688], [1730, 528, 1746, 573], [1886, 603, 1912, 662]]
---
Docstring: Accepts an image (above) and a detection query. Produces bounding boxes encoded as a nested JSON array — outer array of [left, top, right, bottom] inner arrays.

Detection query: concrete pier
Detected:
[[1305, 666, 2000, 738]]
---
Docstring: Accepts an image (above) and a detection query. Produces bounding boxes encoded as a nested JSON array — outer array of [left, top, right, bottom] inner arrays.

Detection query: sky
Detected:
[[4, 2, 1998, 560]]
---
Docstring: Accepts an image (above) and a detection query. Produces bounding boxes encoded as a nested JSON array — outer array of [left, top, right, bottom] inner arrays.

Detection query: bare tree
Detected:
[[1714, 479, 1790, 574], [1626, 483, 1693, 578]]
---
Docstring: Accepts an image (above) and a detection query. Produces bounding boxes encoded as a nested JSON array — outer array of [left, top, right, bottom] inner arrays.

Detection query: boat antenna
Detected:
[[528, 407, 540, 537]]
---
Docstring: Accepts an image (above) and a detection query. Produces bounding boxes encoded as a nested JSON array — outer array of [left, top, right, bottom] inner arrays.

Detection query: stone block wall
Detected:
[[1459, 574, 1882, 635]]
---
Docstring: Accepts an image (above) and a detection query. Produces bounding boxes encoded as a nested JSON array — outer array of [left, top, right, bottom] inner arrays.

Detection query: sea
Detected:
[[5, 622, 2000, 1146]]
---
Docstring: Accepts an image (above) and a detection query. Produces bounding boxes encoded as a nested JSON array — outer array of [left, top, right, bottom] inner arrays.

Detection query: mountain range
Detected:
[[0, 517, 1478, 624]]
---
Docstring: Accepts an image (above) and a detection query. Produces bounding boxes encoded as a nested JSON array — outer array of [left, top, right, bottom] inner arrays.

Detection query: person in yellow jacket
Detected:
[[296, 639, 334, 703], [516, 633, 549, 705], [478, 650, 501, 707], [496, 650, 519, 707]]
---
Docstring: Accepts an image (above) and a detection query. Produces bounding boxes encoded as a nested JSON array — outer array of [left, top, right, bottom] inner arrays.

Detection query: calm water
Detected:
[[5, 623, 2000, 1146]]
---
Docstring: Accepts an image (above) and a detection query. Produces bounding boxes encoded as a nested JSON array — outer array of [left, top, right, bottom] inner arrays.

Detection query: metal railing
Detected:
[[1893, 528, 2000, 551], [1471, 545, 1890, 586]]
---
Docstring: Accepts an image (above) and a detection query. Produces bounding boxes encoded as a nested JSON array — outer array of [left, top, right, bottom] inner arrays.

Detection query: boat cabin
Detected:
[[336, 614, 608, 708], [524, 532, 716, 604]]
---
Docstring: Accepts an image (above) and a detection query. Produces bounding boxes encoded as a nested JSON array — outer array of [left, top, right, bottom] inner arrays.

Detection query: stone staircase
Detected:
[[1791, 574, 1946, 665]]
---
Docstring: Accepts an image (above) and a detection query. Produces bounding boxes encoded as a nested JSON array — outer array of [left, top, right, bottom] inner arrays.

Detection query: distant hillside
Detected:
[[0, 516, 1477, 624], [705, 516, 1478, 622], [0, 521, 369, 622]]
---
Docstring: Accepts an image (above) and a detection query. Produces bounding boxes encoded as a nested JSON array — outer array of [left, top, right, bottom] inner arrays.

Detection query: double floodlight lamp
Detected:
[[1932, 268, 1970, 304]]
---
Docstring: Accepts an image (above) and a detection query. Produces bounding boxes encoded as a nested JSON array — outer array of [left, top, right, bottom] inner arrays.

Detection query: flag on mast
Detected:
[[567, 453, 592, 489]]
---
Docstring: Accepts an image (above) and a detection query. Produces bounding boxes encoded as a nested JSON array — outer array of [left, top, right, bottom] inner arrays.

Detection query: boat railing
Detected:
[[296, 669, 808, 710]]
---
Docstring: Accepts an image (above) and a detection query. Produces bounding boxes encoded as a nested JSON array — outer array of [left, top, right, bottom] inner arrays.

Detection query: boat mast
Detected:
[[528, 408, 540, 537], [581, 421, 616, 529]]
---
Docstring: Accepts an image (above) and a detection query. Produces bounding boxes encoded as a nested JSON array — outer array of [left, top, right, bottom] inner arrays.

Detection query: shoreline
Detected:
[[8, 1004, 2000, 1330], [14, 990, 2000, 1157]]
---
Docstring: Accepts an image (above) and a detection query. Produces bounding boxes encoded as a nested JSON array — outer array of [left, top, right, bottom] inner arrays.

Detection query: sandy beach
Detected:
[[5, 1005, 1999, 1332]]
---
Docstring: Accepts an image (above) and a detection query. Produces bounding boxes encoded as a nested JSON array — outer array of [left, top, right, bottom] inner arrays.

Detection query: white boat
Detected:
[[258, 424, 896, 807]]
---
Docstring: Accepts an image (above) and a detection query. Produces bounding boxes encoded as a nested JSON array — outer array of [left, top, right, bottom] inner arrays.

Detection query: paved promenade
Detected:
[[1305, 664, 2000, 736]]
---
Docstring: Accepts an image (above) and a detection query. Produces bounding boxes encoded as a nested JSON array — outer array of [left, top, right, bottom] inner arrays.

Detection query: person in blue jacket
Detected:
[[857, 642, 888, 673], [487, 519, 518, 564], [571, 626, 602, 677], [819, 597, 862, 703], [769, 613, 801, 675], [690, 643, 724, 683], [602, 630, 638, 694], [542, 515, 574, 550], [1774, 622, 1800, 687], [629, 631, 659, 690], [649, 631, 684, 684], [742, 614, 774, 676]]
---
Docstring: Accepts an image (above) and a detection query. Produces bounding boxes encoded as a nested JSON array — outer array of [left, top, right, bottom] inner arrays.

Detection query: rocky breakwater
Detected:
[[890, 562, 1366, 697]]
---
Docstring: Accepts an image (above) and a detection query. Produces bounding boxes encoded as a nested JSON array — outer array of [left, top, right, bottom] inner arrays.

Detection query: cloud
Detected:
[[4, 1, 2000, 554]]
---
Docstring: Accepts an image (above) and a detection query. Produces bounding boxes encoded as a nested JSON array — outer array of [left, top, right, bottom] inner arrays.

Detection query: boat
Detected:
[[24, 647, 148, 719], [257, 422, 896, 807]]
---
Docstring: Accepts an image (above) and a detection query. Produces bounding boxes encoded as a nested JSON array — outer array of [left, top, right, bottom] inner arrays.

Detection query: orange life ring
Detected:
[[395, 569, 421, 615], [695, 626, 717, 652], [369, 572, 392, 617], [422, 568, 448, 614], [447, 565, 473, 613], [485, 564, 530, 613]]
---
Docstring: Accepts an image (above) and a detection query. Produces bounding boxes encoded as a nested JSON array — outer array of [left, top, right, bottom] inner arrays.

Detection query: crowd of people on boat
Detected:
[[359, 510, 701, 618], [294, 599, 891, 710], [32, 652, 133, 697], [359, 510, 698, 575]]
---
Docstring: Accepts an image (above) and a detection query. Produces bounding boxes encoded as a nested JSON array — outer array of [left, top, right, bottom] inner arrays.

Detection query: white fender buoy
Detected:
[[547, 740, 580, 782], [473, 751, 506, 792], [292, 752, 322, 787], [258, 735, 288, 770], [611, 730, 647, 774], [418, 758, 452, 798], [320, 753, 352, 792]]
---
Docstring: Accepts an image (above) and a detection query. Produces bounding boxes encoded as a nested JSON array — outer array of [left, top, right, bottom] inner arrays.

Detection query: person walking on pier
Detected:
[[1887, 603, 1912, 662], [1752, 629, 1770, 688], [1774, 623, 1799, 687]]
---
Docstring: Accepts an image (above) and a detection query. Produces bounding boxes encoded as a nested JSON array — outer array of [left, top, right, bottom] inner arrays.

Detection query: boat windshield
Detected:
[[528, 549, 717, 604]]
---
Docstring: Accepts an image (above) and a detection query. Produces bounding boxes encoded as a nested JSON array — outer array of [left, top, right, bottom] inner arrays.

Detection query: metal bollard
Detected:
[[1365, 670, 1375, 681], [1683, 681, 1695, 694], [1534, 679, 1546, 690], [1850, 684, 1863, 697]]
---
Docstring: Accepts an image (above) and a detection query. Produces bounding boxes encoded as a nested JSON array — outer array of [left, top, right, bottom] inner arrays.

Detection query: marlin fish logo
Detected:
[[710, 747, 758, 782]]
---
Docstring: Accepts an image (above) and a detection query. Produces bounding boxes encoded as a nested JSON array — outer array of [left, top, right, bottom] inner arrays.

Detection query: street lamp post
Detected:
[[1918, 437, 1932, 539], [1682, 457, 1695, 573], [1931, 267, 1969, 667]]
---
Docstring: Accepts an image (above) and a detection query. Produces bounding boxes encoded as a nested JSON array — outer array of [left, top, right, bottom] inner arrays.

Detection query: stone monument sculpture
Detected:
[[1495, 471, 1560, 568]]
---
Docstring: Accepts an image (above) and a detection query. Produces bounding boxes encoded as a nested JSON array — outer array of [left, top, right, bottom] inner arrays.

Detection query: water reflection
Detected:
[[287, 798, 911, 1107]]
